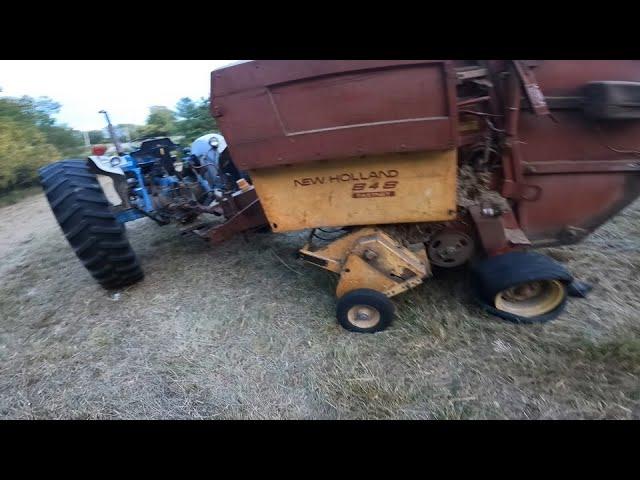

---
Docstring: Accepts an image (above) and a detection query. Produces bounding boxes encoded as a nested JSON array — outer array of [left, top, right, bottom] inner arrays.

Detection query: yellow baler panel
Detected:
[[249, 149, 457, 232]]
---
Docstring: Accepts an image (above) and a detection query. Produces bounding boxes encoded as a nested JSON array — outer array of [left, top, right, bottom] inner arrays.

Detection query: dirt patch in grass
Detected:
[[0, 190, 639, 419]]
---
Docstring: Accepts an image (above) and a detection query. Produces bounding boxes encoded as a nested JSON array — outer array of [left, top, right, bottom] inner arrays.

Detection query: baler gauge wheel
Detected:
[[494, 280, 565, 317], [336, 289, 395, 333]]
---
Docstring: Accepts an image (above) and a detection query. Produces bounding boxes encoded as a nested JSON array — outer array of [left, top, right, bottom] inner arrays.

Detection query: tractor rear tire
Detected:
[[39, 159, 144, 290]]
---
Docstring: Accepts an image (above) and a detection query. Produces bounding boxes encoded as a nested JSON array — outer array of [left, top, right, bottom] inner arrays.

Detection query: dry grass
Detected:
[[0, 191, 639, 419]]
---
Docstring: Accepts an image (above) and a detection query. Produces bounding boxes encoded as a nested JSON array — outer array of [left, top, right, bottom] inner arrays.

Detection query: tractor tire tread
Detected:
[[39, 159, 144, 290]]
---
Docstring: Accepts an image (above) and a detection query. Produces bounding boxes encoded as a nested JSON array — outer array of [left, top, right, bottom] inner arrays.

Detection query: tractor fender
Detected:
[[87, 155, 125, 176]]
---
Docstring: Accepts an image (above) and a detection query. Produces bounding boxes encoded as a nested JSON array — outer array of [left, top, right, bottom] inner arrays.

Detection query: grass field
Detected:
[[0, 189, 638, 419]]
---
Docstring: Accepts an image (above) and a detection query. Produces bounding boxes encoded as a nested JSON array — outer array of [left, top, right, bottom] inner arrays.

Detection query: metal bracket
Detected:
[[501, 179, 543, 201], [512, 60, 550, 117], [469, 205, 532, 255], [299, 227, 430, 299]]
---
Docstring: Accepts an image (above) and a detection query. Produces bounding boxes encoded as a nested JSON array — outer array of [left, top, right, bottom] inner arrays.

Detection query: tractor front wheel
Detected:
[[39, 160, 144, 290]]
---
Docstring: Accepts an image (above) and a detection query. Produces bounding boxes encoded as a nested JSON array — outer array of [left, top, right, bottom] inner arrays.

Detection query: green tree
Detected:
[[88, 130, 106, 144], [139, 106, 176, 138], [0, 118, 60, 192], [174, 97, 218, 143], [0, 95, 84, 155], [0, 95, 59, 128], [0, 94, 83, 193], [115, 124, 141, 143], [42, 123, 84, 153]]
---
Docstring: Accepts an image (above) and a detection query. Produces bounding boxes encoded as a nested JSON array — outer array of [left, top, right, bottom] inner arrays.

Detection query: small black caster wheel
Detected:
[[336, 288, 395, 333]]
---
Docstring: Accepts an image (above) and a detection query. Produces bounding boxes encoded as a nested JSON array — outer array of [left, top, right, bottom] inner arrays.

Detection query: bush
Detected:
[[0, 94, 77, 195], [0, 119, 60, 193]]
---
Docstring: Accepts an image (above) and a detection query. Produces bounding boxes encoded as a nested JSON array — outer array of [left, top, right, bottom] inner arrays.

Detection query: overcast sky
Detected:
[[0, 60, 237, 131]]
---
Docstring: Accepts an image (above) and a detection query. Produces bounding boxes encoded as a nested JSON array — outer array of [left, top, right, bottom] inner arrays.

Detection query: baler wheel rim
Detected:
[[494, 280, 565, 317], [347, 305, 381, 329]]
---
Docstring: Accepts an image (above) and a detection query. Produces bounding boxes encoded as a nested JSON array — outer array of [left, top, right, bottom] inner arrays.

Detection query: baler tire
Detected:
[[470, 251, 572, 324], [336, 288, 395, 333], [39, 159, 144, 290]]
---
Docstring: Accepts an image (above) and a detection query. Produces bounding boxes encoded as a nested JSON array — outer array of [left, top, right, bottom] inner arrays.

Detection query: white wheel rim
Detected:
[[347, 305, 381, 329]]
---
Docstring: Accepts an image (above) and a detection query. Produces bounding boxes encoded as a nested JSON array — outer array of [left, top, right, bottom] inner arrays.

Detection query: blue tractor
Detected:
[[38, 113, 261, 289]]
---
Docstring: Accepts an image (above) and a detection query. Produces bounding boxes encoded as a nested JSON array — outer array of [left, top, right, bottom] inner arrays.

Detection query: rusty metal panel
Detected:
[[248, 149, 457, 232], [211, 60, 457, 170], [518, 173, 640, 243], [507, 60, 640, 243]]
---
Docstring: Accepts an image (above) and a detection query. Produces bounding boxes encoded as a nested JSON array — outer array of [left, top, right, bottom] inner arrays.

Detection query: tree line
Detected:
[[88, 97, 217, 146], [0, 94, 217, 195]]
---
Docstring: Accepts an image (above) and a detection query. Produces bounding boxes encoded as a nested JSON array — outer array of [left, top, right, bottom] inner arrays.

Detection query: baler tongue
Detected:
[[193, 186, 269, 245]]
